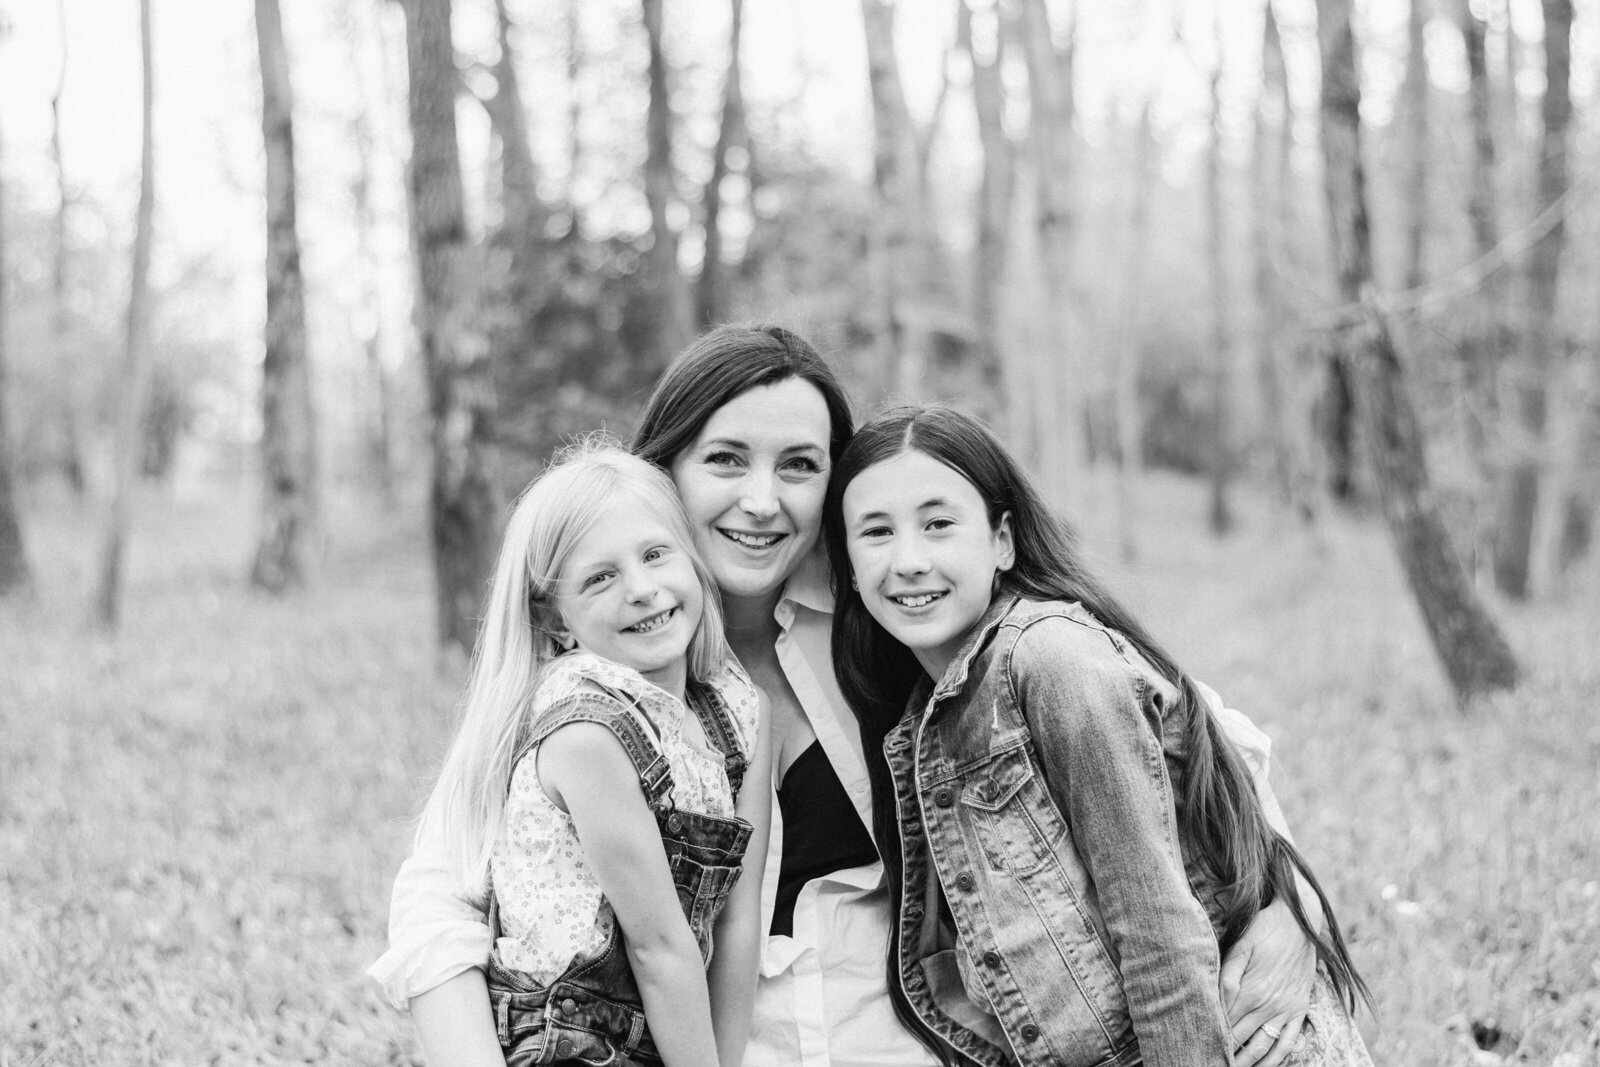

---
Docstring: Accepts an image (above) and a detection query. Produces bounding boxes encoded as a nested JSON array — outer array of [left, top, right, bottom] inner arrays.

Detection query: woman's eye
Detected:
[[705, 451, 742, 468], [781, 456, 823, 475]]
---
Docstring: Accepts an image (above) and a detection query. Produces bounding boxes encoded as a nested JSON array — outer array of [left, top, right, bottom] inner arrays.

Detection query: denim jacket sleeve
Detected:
[[1008, 616, 1232, 1067]]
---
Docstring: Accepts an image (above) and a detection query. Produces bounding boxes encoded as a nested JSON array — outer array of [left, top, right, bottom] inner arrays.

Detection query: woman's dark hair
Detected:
[[631, 323, 854, 468], [824, 405, 1368, 1036]]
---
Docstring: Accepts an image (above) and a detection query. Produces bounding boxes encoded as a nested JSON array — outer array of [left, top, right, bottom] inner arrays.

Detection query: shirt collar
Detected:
[[777, 549, 835, 618], [925, 592, 1022, 706]]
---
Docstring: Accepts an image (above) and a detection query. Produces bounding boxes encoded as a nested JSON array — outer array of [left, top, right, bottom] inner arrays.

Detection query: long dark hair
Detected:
[[631, 323, 854, 467], [824, 405, 1368, 1024]]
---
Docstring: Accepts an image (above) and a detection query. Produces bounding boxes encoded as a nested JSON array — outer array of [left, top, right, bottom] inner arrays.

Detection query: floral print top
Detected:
[[488, 651, 759, 982]]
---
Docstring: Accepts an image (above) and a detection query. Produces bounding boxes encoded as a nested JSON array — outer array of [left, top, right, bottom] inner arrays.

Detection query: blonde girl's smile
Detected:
[[553, 496, 704, 694]]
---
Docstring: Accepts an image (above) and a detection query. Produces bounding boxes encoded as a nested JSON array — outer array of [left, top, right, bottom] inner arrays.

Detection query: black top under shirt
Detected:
[[770, 740, 879, 937]]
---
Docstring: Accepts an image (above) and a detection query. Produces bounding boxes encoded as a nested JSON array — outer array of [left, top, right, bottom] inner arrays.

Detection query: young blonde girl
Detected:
[[383, 440, 770, 1067], [822, 406, 1369, 1067]]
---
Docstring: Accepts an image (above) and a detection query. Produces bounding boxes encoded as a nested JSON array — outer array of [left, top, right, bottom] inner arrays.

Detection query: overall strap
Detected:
[[520, 692, 675, 813], [687, 680, 747, 801]]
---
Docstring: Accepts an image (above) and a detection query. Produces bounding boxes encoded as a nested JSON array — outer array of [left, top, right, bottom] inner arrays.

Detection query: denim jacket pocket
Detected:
[[958, 747, 1066, 877]]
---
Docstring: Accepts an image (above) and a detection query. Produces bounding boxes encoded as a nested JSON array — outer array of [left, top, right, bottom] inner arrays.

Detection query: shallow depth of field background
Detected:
[[2, 473, 1597, 1066], [6, 0, 1600, 1062]]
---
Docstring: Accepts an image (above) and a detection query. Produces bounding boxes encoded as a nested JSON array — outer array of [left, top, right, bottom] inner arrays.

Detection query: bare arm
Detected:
[[409, 969, 507, 1067], [707, 691, 773, 1067], [540, 723, 722, 1067]]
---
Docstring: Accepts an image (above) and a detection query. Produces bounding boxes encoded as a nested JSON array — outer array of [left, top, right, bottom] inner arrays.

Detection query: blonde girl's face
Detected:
[[552, 496, 704, 696], [841, 450, 1013, 682]]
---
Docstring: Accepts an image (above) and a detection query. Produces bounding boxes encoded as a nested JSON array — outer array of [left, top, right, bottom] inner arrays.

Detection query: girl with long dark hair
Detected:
[[824, 404, 1371, 1067]]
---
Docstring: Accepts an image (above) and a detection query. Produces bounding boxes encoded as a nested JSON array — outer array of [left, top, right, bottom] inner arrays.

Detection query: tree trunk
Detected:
[[1315, 0, 1519, 700], [1454, 0, 1502, 577], [697, 0, 746, 329], [1112, 93, 1155, 564], [0, 105, 30, 596], [399, 0, 503, 655], [1492, 0, 1571, 598], [1016, 0, 1084, 496], [641, 0, 692, 372], [860, 0, 934, 399], [95, 0, 157, 628], [1400, 0, 1429, 290], [50, 0, 86, 495], [1205, 20, 1233, 536], [251, 0, 318, 594], [1546, 365, 1597, 575], [1253, 0, 1293, 509], [346, 0, 396, 508], [962, 0, 1013, 412]]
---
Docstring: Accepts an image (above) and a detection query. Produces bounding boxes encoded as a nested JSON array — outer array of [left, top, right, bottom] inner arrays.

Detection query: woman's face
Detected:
[[669, 378, 834, 603]]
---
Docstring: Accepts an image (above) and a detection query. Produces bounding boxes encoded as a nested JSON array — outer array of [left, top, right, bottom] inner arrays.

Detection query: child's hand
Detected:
[[1221, 895, 1315, 1066]]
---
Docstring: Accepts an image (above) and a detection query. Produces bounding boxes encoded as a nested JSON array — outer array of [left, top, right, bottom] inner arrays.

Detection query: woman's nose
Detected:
[[738, 469, 780, 521]]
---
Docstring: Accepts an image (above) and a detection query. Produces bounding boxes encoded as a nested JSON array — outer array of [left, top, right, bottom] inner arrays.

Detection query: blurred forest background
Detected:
[[1, 0, 1598, 1063]]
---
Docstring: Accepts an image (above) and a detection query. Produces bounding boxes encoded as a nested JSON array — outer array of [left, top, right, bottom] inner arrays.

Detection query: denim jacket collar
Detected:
[[916, 591, 1023, 711]]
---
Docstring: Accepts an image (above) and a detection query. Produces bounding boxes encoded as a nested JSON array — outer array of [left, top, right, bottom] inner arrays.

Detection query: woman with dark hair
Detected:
[[823, 404, 1370, 1066], [373, 326, 1322, 1067]]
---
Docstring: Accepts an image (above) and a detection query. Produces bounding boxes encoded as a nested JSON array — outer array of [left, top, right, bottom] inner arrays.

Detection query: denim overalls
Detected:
[[486, 680, 753, 1067]]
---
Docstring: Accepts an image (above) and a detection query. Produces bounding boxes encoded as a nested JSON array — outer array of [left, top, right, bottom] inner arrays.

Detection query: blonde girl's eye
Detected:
[[643, 545, 670, 564], [582, 570, 614, 590]]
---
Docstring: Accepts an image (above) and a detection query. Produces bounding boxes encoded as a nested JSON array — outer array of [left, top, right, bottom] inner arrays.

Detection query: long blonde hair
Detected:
[[420, 436, 730, 896]]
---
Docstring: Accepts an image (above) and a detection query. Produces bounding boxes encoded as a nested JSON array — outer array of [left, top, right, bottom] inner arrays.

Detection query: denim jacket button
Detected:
[[561, 997, 577, 1016], [982, 950, 1001, 968], [556, 1039, 575, 1058], [1020, 1023, 1041, 1042], [666, 812, 684, 833], [955, 871, 975, 892], [933, 787, 954, 808]]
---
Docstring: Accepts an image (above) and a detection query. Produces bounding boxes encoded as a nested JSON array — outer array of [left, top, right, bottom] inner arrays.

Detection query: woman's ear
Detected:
[[995, 511, 1016, 572]]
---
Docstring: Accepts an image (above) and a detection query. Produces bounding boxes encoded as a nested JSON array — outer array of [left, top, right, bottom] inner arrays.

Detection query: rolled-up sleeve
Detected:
[[1199, 682, 1296, 843], [1013, 619, 1231, 1067], [367, 808, 493, 1011]]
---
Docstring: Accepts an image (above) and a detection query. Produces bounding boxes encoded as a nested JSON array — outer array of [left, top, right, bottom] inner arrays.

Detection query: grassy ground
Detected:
[[2, 475, 1597, 1066]]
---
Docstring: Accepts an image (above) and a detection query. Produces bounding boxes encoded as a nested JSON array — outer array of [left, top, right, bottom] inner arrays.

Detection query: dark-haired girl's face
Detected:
[[841, 450, 1013, 680], [669, 378, 833, 604]]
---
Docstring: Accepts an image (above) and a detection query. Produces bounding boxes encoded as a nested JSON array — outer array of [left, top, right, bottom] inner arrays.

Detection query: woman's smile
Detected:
[[670, 378, 833, 605]]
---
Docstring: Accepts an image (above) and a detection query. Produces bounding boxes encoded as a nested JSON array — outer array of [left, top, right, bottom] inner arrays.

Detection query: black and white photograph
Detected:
[[1, 0, 1597, 1064]]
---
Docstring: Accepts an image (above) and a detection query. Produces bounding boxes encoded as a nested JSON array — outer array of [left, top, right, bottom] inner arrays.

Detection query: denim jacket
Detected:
[[882, 594, 1232, 1067]]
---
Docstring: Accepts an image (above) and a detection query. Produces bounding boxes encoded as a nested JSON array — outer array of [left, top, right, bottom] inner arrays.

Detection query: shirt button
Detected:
[[561, 998, 577, 1016], [1020, 1023, 1041, 1041], [933, 787, 954, 808], [955, 871, 975, 892], [982, 950, 1001, 968]]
